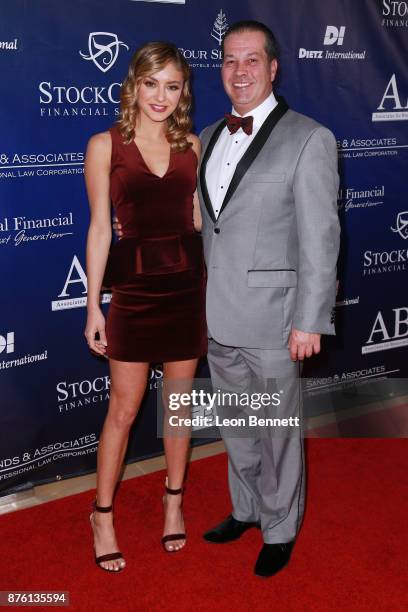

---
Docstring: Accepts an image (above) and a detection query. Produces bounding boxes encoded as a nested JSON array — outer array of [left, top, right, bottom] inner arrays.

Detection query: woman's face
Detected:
[[136, 62, 184, 123]]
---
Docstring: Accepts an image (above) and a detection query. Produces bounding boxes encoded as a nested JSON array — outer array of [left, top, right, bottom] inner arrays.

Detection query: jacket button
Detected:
[[214, 227, 220, 234]]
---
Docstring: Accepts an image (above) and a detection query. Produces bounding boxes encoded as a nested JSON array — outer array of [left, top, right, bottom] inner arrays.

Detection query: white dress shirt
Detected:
[[206, 91, 278, 219]]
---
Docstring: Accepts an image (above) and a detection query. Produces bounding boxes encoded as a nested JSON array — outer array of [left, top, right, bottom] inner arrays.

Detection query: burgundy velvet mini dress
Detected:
[[104, 125, 207, 363]]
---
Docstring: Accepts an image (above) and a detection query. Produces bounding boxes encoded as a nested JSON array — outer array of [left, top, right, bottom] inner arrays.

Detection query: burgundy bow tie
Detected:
[[225, 113, 254, 136]]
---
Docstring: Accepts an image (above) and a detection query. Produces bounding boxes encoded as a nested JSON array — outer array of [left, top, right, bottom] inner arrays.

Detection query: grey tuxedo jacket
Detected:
[[198, 97, 340, 349]]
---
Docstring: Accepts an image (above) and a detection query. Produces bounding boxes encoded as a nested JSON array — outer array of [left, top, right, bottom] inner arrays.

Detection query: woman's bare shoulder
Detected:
[[86, 131, 112, 164], [187, 133, 201, 160], [187, 133, 200, 148], [87, 130, 112, 150]]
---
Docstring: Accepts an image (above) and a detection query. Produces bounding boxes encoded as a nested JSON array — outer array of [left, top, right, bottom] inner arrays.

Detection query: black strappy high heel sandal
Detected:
[[90, 501, 125, 572], [161, 479, 186, 552]]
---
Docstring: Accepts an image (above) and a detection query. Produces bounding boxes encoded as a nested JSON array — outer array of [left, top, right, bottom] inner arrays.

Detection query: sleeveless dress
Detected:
[[104, 125, 207, 362]]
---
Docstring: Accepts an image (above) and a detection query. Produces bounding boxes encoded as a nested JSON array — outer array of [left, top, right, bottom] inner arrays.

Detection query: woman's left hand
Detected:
[[85, 308, 108, 357]]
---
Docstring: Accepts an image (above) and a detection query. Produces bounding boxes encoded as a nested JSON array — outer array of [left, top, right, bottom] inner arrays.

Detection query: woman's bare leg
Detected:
[[92, 359, 150, 571], [162, 358, 198, 551]]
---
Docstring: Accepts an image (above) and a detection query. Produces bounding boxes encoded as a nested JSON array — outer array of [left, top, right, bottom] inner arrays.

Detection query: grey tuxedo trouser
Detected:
[[207, 338, 305, 544]]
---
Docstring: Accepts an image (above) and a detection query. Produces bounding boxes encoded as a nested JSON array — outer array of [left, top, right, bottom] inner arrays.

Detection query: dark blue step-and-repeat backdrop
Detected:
[[1, 1, 407, 495]]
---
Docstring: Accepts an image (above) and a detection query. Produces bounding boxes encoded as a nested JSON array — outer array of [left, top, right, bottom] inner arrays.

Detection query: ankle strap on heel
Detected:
[[93, 501, 113, 513], [165, 485, 184, 495]]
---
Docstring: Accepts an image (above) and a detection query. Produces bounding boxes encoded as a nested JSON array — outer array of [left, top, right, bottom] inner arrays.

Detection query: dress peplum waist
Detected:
[[102, 232, 204, 288]]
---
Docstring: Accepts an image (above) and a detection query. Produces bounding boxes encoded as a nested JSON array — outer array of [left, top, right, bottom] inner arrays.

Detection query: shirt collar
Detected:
[[231, 91, 278, 129]]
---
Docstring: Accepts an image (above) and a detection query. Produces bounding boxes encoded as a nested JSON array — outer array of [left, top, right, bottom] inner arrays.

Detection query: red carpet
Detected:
[[0, 440, 407, 612]]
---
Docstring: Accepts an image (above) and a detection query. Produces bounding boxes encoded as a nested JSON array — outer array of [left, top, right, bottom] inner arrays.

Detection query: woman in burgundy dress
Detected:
[[84, 42, 206, 572]]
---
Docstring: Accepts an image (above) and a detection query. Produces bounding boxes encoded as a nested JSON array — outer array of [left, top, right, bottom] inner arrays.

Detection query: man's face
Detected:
[[221, 30, 277, 115]]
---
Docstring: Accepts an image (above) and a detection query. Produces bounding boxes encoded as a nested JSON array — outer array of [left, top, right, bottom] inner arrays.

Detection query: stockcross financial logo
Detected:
[[323, 26, 346, 45], [363, 211, 408, 276], [39, 33, 129, 118], [79, 32, 129, 73], [178, 9, 228, 68], [51, 255, 111, 311], [299, 25, 366, 60], [391, 211, 408, 239], [57, 376, 111, 413], [381, 0, 408, 27], [362, 307, 408, 354], [0, 332, 14, 354], [57, 366, 163, 413], [372, 74, 408, 121]]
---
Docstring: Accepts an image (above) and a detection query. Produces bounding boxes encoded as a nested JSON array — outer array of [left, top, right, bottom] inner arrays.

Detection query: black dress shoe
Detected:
[[254, 541, 295, 577], [203, 514, 260, 543]]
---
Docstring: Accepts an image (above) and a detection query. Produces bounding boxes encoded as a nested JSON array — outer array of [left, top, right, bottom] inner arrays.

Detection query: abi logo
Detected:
[[373, 74, 408, 121], [362, 307, 408, 353], [80, 32, 129, 73], [391, 211, 408, 240], [52, 255, 111, 311], [58, 255, 87, 299], [323, 26, 346, 46], [0, 332, 14, 354]]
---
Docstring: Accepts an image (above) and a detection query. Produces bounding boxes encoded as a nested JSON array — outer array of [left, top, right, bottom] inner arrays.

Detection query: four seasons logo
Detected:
[[211, 9, 229, 46], [179, 9, 229, 66]]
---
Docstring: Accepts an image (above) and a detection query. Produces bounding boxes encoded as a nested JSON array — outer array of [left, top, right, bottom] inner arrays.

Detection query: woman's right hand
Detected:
[[85, 307, 108, 357]]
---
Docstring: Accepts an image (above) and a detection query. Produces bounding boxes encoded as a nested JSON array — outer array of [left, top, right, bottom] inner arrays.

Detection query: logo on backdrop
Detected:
[[57, 366, 163, 413], [149, 365, 164, 390], [0, 151, 84, 180], [211, 10, 229, 46], [0, 332, 14, 354], [0, 38, 18, 51], [391, 211, 408, 239], [337, 136, 401, 159], [337, 185, 384, 212], [0, 434, 97, 482], [323, 25, 346, 45], [178, 8, 228, 68], [299, 25, 366, 60], [372, 74, 408, 121], [305, 364, 394, 395], [381, 0, 408, 27], [362, 307, 408, 354], [0, 332, 48, 370], [80, 32, 129, 73], [51, 255, 111, 311], [57, 376, 111, 413], [363, 211, 408, 276], [0, 213, 74, 247], [38, 33, 129, 118]]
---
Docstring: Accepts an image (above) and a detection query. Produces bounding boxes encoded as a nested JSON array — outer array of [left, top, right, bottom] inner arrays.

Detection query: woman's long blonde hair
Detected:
[[118, 41, 192, 152]]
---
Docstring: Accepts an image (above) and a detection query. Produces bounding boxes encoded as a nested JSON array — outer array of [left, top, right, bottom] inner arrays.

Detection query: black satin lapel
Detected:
[[199, 119, 226, 223], [219, 97, 289, 217]]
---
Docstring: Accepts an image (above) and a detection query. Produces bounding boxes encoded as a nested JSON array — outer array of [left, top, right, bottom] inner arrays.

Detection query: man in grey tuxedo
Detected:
[[199, 21, 340, 577]]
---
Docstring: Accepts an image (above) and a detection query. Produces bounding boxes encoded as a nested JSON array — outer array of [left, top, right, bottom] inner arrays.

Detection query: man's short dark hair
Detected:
[[222, 20, 279, 62]]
